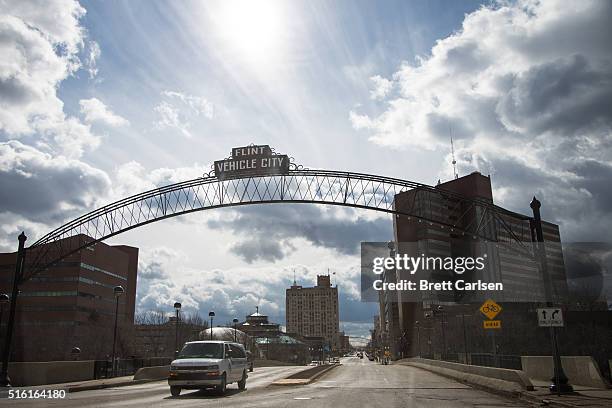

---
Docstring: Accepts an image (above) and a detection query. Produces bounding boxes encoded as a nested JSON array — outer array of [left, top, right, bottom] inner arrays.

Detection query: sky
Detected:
[[1, 0, 611, 343]]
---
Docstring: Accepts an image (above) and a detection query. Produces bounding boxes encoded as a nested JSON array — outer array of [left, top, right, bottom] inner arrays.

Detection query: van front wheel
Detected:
[[216, 373, 227, 395], [170, 386, 181, 397]]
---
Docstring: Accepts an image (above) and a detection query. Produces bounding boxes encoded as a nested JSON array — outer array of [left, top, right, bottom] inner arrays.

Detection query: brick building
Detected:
[[0, 234, 138, 362], [286, 275, 340, 350]]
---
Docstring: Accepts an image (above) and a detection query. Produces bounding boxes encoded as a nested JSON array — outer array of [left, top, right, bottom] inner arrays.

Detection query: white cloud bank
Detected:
[[351, 0, 612, 240]]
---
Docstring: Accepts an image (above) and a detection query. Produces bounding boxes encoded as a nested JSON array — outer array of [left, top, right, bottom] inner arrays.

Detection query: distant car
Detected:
[[168, 341, 248, 396]]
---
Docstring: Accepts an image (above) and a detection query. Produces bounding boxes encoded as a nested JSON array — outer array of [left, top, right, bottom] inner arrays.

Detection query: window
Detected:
[[231, 345, 246, 358], [178, 343, 223, 359]]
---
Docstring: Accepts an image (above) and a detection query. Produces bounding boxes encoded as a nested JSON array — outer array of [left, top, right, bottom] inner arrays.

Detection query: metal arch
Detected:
[[22, 169, 531, 282]]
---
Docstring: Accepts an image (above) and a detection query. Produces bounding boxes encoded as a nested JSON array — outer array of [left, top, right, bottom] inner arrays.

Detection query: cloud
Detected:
[[229, 239, 295, 264], [207, 204, 392, 262], [154, 91, 214, 138], [79, 97, 129, 127], [369, 75, 393, 100], [85, 40, 100, 79], [0, 0, 100, 157], [350, 0, 612, 240], [133, 254, 376, 339], [0, 141, 111, 224]]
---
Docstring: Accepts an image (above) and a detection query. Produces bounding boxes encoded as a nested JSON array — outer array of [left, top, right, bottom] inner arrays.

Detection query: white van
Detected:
[[168, 341, 249, 396]]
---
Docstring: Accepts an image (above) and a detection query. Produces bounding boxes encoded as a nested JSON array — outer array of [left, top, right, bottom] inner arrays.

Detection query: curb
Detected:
[[271, 364, 340, 386], [398, 361, 583, 408], [65, 378, 163, 393]]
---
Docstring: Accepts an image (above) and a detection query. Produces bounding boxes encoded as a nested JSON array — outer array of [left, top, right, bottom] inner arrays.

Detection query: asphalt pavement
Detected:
[[0, 357, 529, 407]]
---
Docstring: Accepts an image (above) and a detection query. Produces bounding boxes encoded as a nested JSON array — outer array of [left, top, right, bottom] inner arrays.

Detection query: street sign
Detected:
[[537, 308, 564, 327], [483, 320, 501, 329], [479, 299, 502, 320]]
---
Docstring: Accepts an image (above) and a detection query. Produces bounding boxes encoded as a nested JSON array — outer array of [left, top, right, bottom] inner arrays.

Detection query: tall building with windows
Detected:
[[286, 275, 340, 350], [390, 172, 568, 358], [0, 234, 138, 362]]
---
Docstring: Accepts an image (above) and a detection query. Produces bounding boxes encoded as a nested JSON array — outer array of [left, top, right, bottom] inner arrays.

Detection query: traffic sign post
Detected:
[[537, 308, 564, 327], [479, 299, 502, 367]]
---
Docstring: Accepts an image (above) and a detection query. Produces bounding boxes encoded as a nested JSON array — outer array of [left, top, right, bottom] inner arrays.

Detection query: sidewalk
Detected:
[[395, 359, 612, 408], [520, 380, 612, 408], [16, 375, 164, 393]]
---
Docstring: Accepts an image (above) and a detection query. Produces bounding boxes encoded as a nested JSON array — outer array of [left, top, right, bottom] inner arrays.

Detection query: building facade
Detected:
[[387, 172, 570, 359], [0, 234, 138, 362], [286, 275, 340, 350]]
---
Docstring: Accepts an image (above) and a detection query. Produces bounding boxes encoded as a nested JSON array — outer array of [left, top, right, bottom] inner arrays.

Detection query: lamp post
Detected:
[[0, 294, 10, 364], [456, 314, 470, 364], [233, 318, 239, 342], [436, 306, 446, 358], [530, 196, 572, 395], [424, 312, 433, 357], [111, 285, 125, 377], [174, 302, 181, 358], [208, 311, 215, 340], [0, 232, 26, 387], [414, 321, 421, 357], [71, 347, 81, 361], [0, 293, 9, 338]]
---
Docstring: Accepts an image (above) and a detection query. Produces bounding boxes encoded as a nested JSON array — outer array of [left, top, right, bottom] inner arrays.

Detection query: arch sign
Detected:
[[215, 145, 289, 180]]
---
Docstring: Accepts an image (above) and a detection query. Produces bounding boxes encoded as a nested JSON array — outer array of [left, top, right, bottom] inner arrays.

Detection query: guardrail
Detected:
[[94, 358, 172, 379]]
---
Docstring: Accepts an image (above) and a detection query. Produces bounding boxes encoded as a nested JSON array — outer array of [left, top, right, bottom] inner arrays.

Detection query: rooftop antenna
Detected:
[[256, 305, 259, 314], [293, 269, 296, 286], [450, 128, 458, 180]]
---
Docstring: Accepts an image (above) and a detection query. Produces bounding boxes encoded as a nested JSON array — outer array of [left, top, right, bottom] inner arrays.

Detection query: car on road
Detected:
[[168, 341, 249, 396]]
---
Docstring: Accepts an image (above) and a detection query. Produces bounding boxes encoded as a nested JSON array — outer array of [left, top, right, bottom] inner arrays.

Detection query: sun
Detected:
[[211, 0, 286, 64]]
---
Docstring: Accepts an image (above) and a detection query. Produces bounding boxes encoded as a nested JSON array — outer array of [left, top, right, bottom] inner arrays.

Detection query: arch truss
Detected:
[[23, 169, 529, 282]]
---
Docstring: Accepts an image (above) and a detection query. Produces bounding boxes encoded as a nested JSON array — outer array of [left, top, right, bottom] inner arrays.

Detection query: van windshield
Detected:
[[177, 343, 223, 359]]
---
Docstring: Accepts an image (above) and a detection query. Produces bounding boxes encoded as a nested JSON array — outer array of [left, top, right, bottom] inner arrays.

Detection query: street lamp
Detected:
[[456, 313, 470, 364], [436, 305, 446, 358], [174, 302, 181, 358], [208, 311, 215, 340], [414, 321, 421, 357], [111, 285, 125, 377], [0, 294, 7, 363], [233, 318, 239, 342], [0, 294, 9, 338], [71, 347, 81, 361]]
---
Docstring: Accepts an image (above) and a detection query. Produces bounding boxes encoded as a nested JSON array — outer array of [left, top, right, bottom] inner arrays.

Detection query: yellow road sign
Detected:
[[480, 299, 502, 320], [483, 320, 501, 329]]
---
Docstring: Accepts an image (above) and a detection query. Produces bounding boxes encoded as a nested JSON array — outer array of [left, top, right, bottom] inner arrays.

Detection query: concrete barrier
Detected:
[[8, 361, 95, 386], [397, 358, 534, 393], [272, 364, 339, 386], [521, 356, 608, 389], [133, 365, 170, 381], [252, 359, 296, 368]]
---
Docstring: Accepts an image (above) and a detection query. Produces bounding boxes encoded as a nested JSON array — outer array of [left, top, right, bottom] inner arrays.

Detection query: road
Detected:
[[1, 357, 529, 407]]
